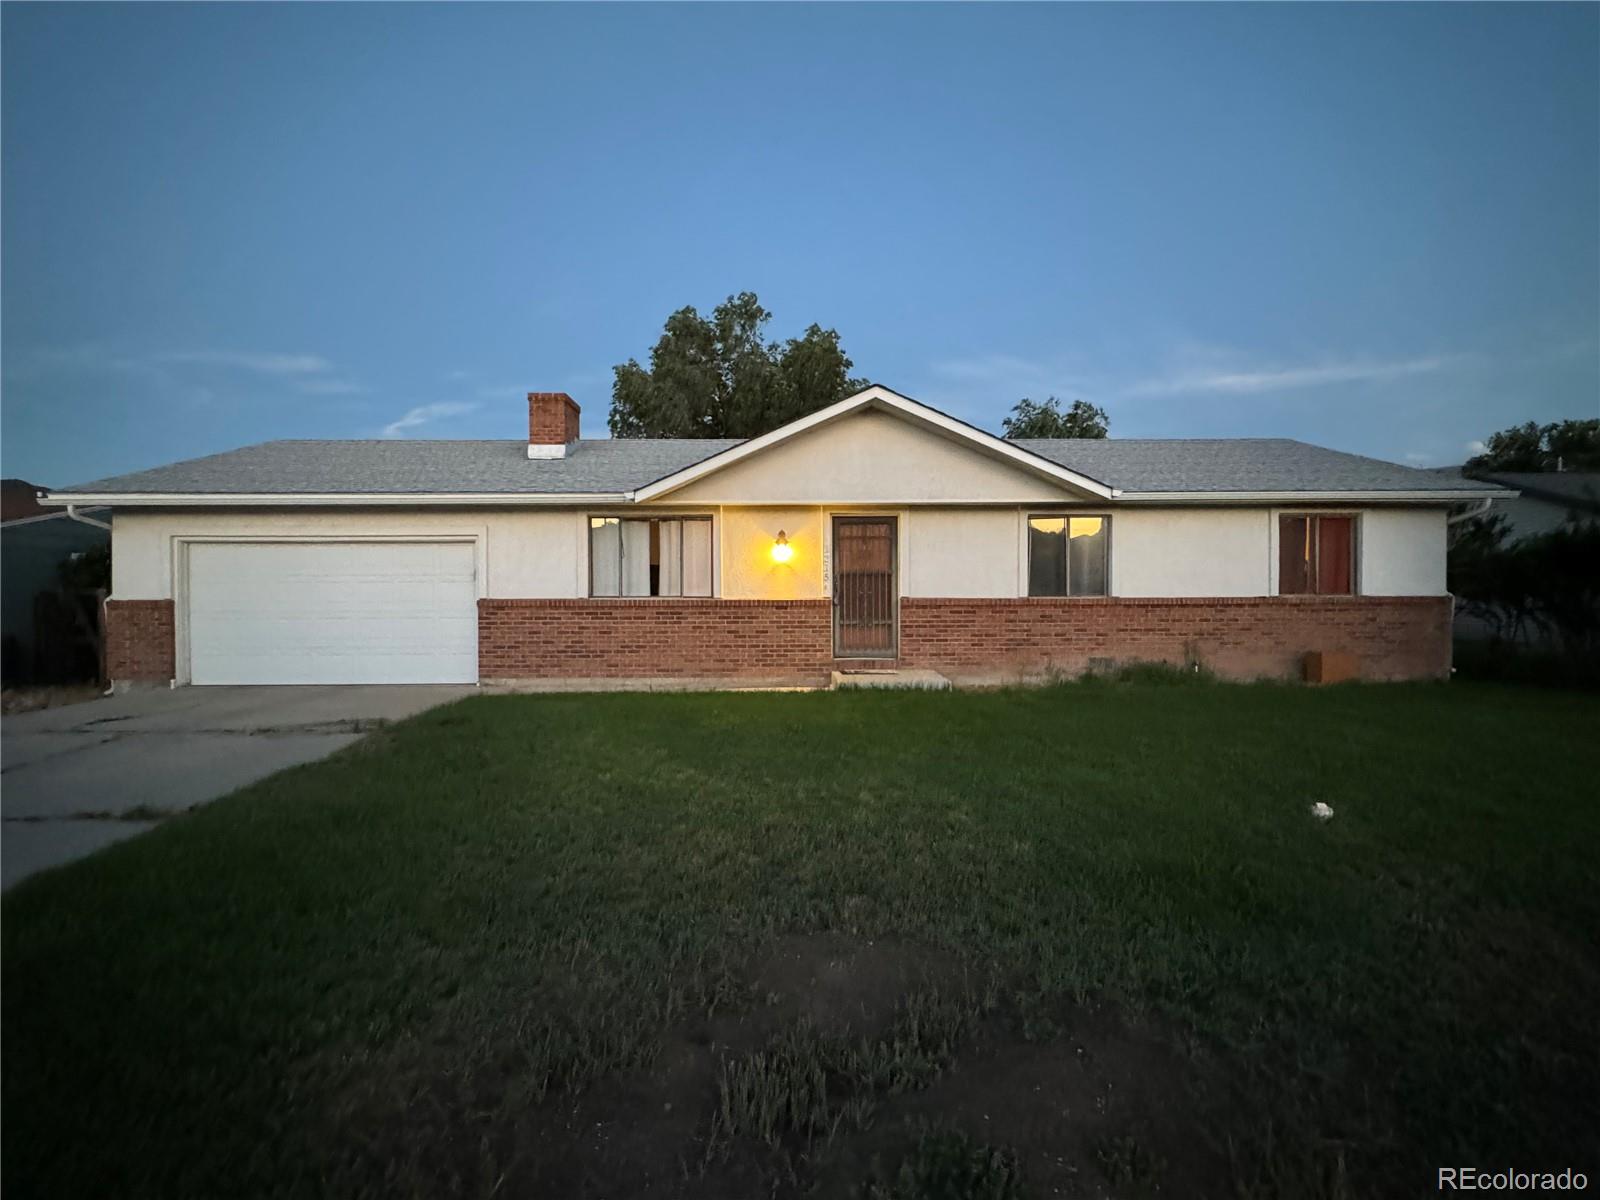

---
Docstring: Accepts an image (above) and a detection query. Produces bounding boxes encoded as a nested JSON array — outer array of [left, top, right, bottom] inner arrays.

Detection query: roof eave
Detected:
[[40, 487, 1515, 507], [1, 505, 111, 526], [1113, 488, 1517, 503], [37, 491, 634, 508]]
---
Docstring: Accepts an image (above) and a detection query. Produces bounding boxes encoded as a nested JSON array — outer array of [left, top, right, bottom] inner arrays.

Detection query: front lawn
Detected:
[[4, 681, 1597, 1198]]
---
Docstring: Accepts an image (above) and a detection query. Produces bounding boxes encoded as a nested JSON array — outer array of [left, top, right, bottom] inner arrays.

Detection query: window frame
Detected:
[[1275, 510, 1360, 597], [587, 514, 715, 599], [1024, 511, 1112, 598]]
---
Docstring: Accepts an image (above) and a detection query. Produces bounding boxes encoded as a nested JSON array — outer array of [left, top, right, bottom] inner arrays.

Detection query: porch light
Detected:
[[770, 530, 793, 564]]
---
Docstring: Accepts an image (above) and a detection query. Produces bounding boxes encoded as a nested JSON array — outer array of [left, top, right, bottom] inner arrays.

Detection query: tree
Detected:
[[1449, 509, 1600, 653], [1545, 419, 1600, 471], [58, 544, 110, 593], [1000, 396, 1109, 439], [608, 293, 869, 438], [1464, 418, 1600, 475]]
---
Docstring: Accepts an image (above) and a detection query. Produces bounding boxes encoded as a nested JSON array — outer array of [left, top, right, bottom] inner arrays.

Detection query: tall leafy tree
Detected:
[[1001, 396, 1109, 439], [1465, 418, 1600, 474], [1545, 419, 1600, 471], [1449, 510, 1600, 655], [608, 293, 869, 438]]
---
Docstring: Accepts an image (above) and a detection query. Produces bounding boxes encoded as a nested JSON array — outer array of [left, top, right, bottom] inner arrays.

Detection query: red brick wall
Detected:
[[527, 392, 580, 445], [477, 595, 1452, 683], [104, 599, 175, 684], [898, 596, 1453, 682], [478, 599, 837, 681]]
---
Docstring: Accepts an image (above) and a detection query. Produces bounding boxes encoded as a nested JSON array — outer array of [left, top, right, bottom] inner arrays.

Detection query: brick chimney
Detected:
[[527, 392, 580, 459]]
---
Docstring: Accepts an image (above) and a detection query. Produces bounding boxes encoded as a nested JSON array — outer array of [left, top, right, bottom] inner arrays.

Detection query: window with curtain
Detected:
[[589, 517, 712, 597], [1278, 514, 1355, 595], [1027, 515, 1110, 596]]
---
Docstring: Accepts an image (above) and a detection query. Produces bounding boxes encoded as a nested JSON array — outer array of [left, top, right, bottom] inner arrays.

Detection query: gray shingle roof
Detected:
[[1013, 438, 1503, 494], [52, 435, 1503, 498], [53, 439, 743, 495]]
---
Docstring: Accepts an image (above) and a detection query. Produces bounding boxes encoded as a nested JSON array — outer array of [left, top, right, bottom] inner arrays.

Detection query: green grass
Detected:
[[1452, 635, 1600, 690], [3, 681, 1597, 1197]]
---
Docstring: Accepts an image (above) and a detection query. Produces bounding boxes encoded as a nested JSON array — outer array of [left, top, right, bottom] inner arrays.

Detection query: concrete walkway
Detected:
[[1, 685, 472, 890]]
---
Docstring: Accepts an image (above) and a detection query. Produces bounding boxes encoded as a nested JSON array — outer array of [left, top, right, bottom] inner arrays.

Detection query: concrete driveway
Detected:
[[1, 685, 472, 890]]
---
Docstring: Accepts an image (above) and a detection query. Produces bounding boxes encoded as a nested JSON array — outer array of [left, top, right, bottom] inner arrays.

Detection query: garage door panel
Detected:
[[187, 542, 478, 685]]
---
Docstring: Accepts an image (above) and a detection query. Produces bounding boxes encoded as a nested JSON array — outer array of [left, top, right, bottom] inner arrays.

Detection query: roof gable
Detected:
[[634, 387, 1115, 502], [656, 406, 1105, 506]]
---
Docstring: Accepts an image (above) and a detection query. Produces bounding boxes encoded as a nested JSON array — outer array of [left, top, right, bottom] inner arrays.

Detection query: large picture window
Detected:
[[1027, 515, 1109, 597], [1278, 514, 1354, 595], [590, 517, 712, 597]]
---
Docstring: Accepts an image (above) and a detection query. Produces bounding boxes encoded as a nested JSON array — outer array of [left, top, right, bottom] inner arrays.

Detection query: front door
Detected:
[[832, 516, 897, 658]]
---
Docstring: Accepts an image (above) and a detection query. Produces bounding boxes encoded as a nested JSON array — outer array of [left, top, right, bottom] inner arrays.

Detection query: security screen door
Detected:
[[832, 516, 897, 658]]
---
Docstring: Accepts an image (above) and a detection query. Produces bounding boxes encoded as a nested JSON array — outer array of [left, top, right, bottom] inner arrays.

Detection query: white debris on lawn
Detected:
[[1310, 802, 1335, 820]]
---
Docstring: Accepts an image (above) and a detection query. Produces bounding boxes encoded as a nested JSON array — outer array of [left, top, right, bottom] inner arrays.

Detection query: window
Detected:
[[1278, 514, 1354, 595], [1027, 515, 1109, 596], [590, 517, 712, 597]]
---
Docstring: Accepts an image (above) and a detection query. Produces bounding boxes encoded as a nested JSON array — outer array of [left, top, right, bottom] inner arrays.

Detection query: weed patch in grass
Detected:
[[861, 1128, 1028, 1200], [706, 989, 980, 1157]]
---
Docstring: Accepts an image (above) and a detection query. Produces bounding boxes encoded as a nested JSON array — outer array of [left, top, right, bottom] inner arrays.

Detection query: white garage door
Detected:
[[187, 541, 478, 685]]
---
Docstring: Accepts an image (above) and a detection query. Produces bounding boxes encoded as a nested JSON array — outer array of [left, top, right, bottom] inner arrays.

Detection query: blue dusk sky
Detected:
[[3, 2, 1596, 487]]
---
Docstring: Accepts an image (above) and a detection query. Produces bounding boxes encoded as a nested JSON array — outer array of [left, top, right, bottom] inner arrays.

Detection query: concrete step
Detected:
[[829, 668, 952, 691]]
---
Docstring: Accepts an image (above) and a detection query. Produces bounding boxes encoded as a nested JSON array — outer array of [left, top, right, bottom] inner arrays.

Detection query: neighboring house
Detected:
[[3, 477, 53, 523], [40, 387, 1507, 689], [1, 480, 110, 683], [1443, 469, 1599, 542]]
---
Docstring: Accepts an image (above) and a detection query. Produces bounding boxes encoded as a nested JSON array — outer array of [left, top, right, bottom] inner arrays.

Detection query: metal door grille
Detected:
[[832, 517, 897, 657]]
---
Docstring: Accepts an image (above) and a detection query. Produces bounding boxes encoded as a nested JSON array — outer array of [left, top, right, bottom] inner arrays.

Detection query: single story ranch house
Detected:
[[42, 386, 1507, 688]]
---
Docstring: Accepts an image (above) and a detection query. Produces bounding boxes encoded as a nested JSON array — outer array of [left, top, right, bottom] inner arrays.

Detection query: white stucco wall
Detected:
[[1111, 508, 1272, 597], [906, 509, 1021, 597], [665, 410, 1086, 505], [1357, 507, 1448, 596], [720, 507, 824, 599], [110, 509, 586, 600], [109, 501, 1454, 606]]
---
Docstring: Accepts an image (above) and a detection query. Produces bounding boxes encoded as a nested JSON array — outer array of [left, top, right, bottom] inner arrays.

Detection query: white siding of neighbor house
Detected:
[[1111, 508, 1273, 597], [663, 409, 1090, 506], [109, 501, 1452, 605], [1357, 507, 1448, 596]]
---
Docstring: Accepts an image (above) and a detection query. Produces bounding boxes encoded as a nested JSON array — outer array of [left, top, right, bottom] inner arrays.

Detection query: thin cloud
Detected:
[[1, 343, 119, 380], [381, 402, 478, 439], [1126, 355, 1458, 397], [151, 350, 333, 375], [134, 348, 367, 397]]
